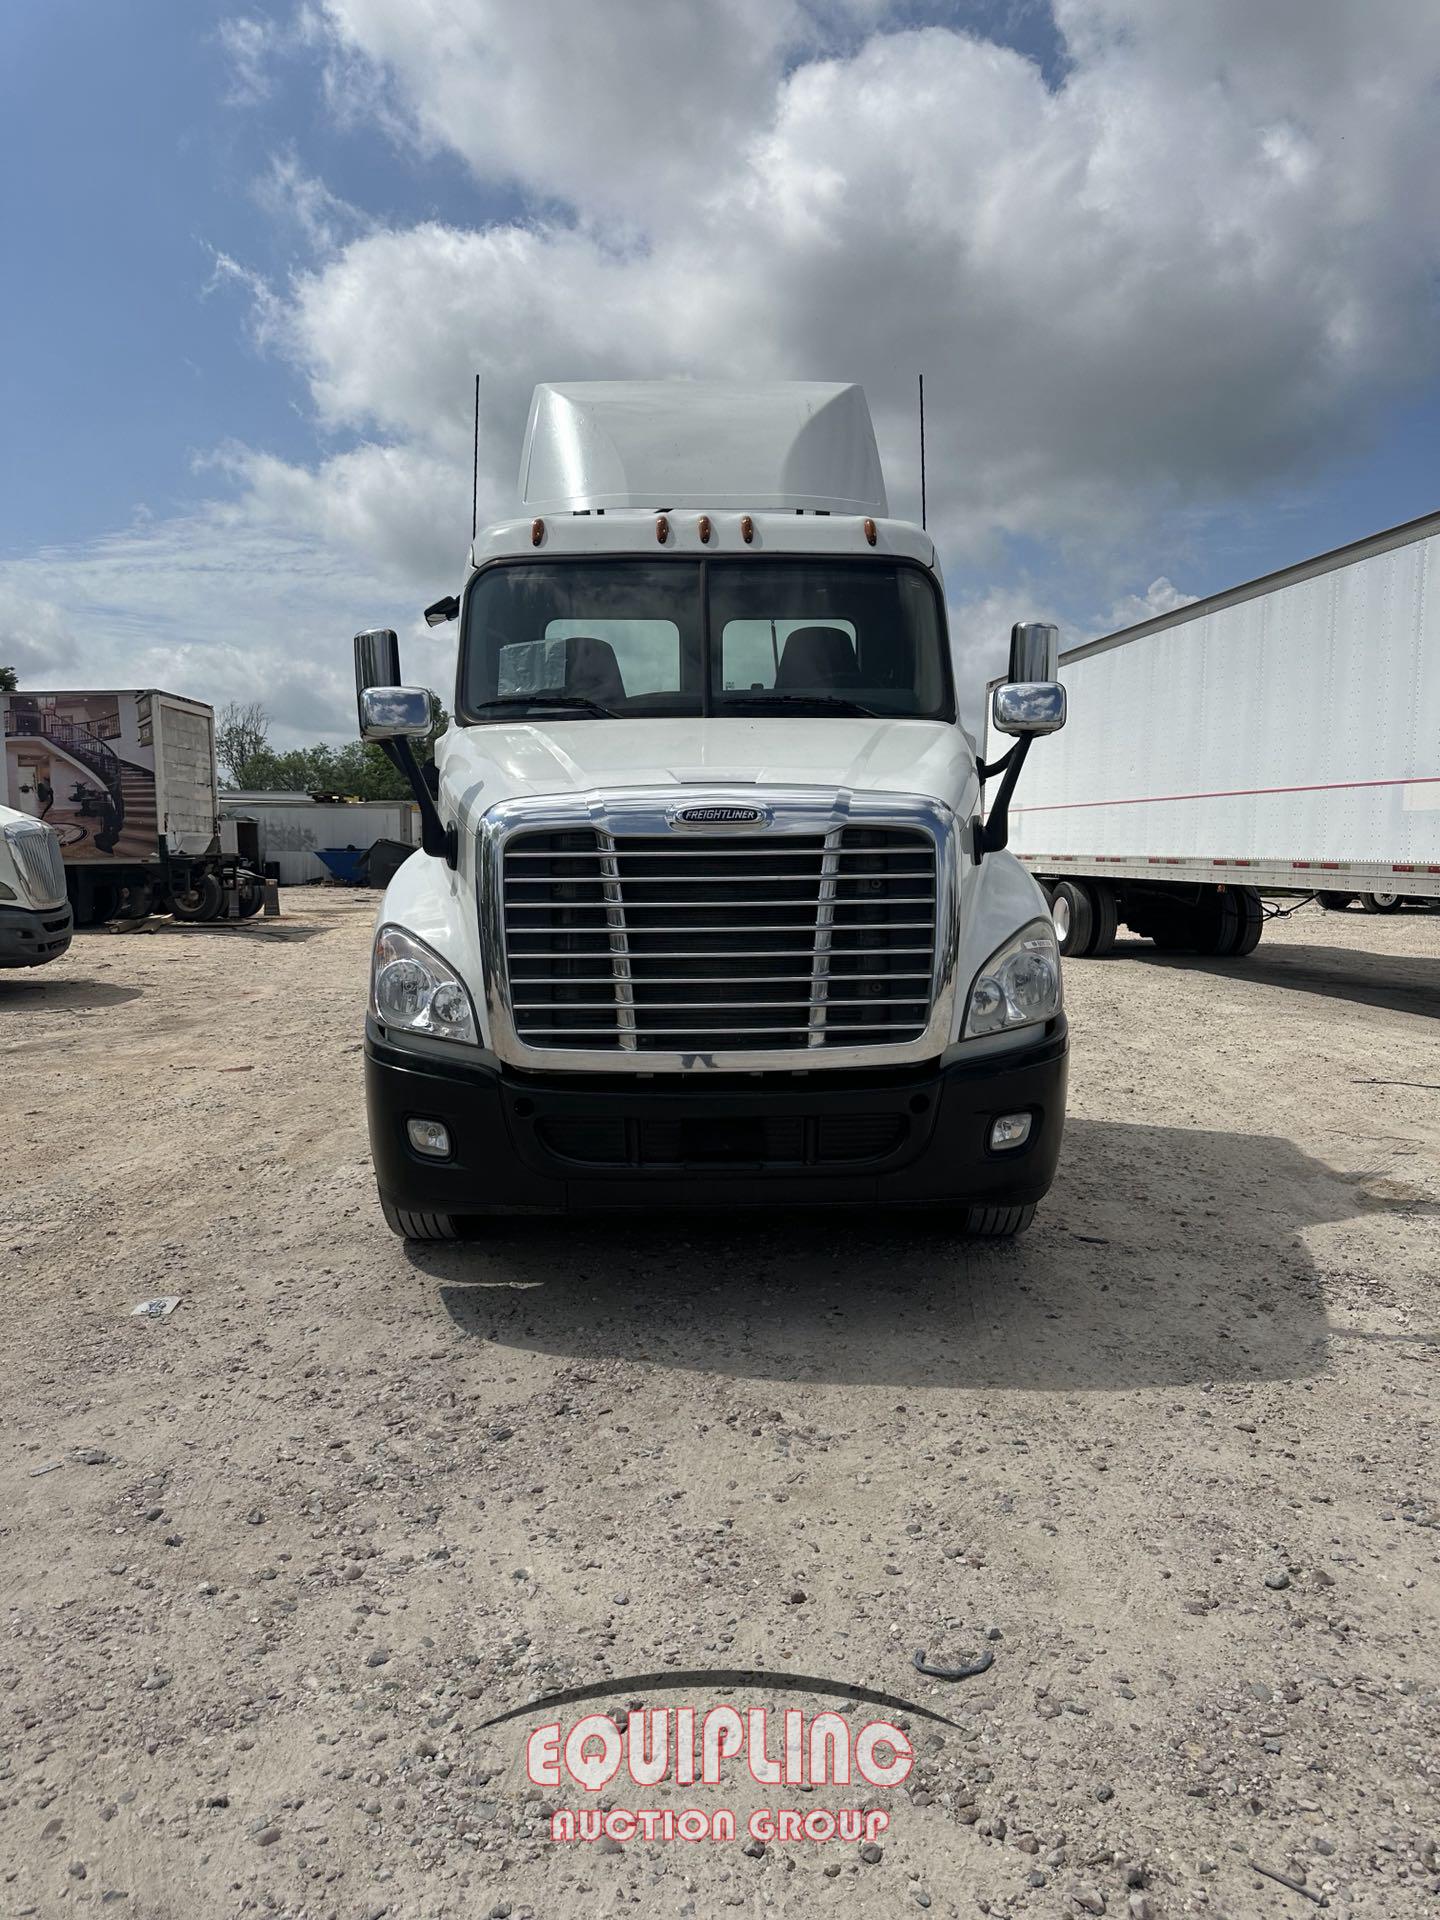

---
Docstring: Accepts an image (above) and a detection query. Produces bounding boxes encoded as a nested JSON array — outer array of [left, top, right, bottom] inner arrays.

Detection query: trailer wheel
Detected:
[[1087, 882, 1119, 956], [171, 873, 223, 922], [381, 1198, 461, 1241], [1227, 886, 1264, 956], [1050, 881, 1095, 957], [235, 878, 264, 919], [1318, 891, 1354, 911], [1195, 888, 1242, 955], [1360, 891, 1403, 913], [962, 1203, 1036, 1238]]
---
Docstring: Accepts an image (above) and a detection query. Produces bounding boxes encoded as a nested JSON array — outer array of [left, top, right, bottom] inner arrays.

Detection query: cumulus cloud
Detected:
[[47, 3, 1440, 724]]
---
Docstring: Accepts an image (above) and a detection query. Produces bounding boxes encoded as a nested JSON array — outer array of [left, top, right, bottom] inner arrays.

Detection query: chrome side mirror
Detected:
[[992, 681, 1066, 736], [359, 685, 433, 741], [354, 628, 401, 727], [1008, 621, 1058, 683]]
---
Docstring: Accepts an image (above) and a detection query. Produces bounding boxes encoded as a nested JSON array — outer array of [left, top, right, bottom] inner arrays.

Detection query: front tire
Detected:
[[381, 1197, 461, 1241], [962, 1203, 1036, 1238]]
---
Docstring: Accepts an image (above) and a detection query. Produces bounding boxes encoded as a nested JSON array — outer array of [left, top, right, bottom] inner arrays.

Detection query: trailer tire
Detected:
[[1087, 882, 1119, 956], [235, 878, 264, 919], [1196, 889, 1242, 955], [962, 1203, 1036, 1239], [1360, 891, 1403, 913], [1228, 887, 1264, 957], [380, 1198, 461, 1242], [1050, 881, 1095, 958], [171, 873, 223, 922], [1318, 891, 1354, 911]]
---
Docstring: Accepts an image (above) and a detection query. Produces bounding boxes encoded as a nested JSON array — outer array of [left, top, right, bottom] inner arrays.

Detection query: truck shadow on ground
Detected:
[[422, 1118, 1383, 1390], [0, 977, 143, 1011], [1111, 937, 1440, 1019]]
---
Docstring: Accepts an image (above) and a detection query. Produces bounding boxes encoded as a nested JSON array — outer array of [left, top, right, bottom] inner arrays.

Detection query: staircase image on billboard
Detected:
[[3, 694, 159, 862]]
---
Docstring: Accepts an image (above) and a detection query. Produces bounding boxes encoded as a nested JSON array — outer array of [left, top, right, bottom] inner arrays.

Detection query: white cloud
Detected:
[[35, 3, 1440, 728]]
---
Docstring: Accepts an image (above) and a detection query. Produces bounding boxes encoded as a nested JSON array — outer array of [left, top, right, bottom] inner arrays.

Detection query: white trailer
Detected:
[[999, 509, 1440, 957]]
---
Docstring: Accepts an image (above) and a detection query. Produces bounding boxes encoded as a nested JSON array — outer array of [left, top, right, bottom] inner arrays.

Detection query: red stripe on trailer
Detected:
[[1009, 772, 1440, 814]]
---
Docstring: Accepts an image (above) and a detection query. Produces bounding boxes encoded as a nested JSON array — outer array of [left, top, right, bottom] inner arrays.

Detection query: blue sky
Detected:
[[3, 1, 1438, 737]]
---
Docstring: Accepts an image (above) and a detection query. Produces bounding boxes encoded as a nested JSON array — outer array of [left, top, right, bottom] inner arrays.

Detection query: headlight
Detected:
[[371, 925, 478, 1044], [964, 917, 1061, 1038]]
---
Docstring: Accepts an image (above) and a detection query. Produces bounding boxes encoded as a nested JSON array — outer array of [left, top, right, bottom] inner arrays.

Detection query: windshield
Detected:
[[459, 558, 954, 721]]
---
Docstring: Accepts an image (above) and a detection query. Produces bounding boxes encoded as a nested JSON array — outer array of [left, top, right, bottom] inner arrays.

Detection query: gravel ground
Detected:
[[1, 887, 1436, 1920]]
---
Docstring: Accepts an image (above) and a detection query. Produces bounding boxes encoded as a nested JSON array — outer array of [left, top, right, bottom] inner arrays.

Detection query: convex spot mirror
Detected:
[[354, 627, 401, 729], [360, 685, 433, 741]]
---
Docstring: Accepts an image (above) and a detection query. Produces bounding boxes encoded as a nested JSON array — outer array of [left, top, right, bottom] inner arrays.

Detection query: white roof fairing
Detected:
[[518, 381, 889, 516]]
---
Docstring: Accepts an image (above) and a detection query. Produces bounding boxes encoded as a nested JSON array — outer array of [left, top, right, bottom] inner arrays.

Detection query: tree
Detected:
[[217, 701, 273, 788], [220, 696, 448, 800], [0, 666, 17, 692]]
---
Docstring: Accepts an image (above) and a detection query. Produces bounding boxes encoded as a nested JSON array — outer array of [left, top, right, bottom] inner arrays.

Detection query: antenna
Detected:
[[471, 373, 481, 541], [918, 373, 927, 532]]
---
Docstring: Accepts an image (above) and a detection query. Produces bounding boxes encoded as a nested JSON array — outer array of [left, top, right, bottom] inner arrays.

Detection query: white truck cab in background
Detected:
[[351, 382, 1069, 1239], [0, 806, 73, 968]]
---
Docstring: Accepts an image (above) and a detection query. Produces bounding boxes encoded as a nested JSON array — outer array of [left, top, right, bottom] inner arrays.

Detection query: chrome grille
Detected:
[[4, 823, 67, 908], [502, 826, 938, 1053]]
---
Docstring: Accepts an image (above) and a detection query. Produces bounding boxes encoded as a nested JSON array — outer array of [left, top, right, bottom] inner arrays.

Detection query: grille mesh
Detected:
[[502, 825, 937, 1053], [4, 824, 67, 908]]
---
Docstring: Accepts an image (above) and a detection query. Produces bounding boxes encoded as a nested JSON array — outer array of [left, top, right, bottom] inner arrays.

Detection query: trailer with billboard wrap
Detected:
[[0, 688, 265, 925], [996, 508, 1440, 957]]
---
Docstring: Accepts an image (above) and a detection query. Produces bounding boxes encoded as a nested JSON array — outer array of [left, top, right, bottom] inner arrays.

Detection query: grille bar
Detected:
[[502, 824, 938, 1055], [4, 825, 67, 908]]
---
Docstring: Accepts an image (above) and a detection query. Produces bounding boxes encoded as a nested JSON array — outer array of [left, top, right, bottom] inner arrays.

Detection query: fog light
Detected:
[[406, 1118, 451, 1158], [989, 1112, 1032, 1151]]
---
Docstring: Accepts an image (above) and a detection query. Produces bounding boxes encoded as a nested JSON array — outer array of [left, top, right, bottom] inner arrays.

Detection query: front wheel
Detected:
[[380, 1197, 462, 1241], [961, 1203, 1036, 1238]]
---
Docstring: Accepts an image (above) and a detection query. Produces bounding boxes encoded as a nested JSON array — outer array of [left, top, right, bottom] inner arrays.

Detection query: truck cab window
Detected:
[[460, 555, 952, 721], [465, 561, 702, 717]]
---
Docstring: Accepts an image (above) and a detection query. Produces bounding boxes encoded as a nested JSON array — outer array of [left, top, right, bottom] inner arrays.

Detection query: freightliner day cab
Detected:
[[352, 383, 1070, 1240]]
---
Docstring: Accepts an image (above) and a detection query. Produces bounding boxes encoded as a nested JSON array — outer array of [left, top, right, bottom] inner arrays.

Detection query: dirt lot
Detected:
[[1, 889, 1436, 1920]]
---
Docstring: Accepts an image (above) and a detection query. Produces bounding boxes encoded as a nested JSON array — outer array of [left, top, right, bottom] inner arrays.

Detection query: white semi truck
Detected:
[[0, 806, 72, 967], [1001, 509, 1440, 956], [350, 381, 1072, 1239]]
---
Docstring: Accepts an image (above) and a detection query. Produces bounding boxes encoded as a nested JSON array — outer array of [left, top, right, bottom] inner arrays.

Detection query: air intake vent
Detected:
[[502, 825, 937, 1054]]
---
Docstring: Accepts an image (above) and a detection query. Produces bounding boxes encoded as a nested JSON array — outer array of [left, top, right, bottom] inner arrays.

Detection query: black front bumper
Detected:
[[0, 901, 73, 968], [366, 1017, 1067, 1216]]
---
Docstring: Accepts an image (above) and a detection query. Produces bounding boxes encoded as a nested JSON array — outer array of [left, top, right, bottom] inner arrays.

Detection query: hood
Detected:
[[439, 716, 979, 823]]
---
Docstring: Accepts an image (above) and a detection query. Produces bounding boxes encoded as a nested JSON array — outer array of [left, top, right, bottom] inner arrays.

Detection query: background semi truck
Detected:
[[999, 508, 1440, 957], [0, 688, 263, 925], [0, 807, 72, 967], [349, 380, 1072, 1240]]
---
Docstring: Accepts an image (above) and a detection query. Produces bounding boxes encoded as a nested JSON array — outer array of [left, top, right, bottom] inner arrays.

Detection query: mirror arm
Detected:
[[381, 738, 457, 868], [976, 741, 1020, 781], [973, 733, 1034, 861]]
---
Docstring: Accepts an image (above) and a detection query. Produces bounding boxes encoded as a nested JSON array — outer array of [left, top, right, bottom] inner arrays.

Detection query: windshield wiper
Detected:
[[716, 693, 883, 718], [471, 694, 620, 718]]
